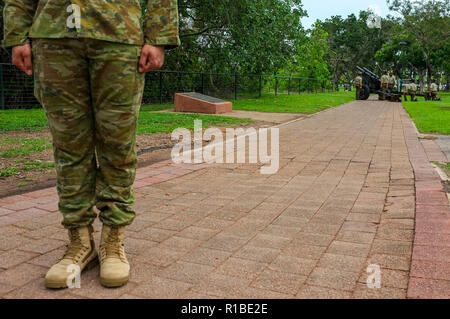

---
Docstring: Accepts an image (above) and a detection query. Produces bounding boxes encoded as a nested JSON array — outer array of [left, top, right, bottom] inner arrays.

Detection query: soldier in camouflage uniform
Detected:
[[388, 70, 397, 92], [404, 78, 417, 102], [3, 0, 180, 289], [380, 70, 389, 100], [354, 71, 363, 100], [427, 79, 440, 101]]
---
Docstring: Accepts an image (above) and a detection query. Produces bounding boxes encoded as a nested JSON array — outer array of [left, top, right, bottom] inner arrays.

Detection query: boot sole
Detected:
[[45, 252, 99, 289], [100, 275, 129, 288]]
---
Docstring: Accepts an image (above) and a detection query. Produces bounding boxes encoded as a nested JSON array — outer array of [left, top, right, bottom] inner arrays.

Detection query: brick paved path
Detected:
[[0, 99, 449, 299]]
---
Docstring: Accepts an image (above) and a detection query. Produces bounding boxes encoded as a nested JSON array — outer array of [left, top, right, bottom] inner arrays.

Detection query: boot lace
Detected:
[[100, 228, 125, 262], [62, 229, 89, 263]]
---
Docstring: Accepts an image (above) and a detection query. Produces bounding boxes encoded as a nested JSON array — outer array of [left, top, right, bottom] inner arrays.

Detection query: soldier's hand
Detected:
[[12, 44, 33, 76], [139, 44, 165, 73]]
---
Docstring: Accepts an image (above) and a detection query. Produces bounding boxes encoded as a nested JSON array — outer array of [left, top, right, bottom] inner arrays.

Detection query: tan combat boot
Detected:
[[99, 225, 130, 288], [45, 225, 97, 289]]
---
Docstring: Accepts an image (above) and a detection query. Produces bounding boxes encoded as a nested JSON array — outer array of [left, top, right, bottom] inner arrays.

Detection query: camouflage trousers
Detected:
[[355, 87, 361, 100], [32, 38, 145, 229]]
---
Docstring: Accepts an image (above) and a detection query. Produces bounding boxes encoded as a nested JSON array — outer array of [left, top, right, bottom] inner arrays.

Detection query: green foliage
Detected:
[[281, 25, 331, 90], [0, 166, 18, 177], [318, 11, 389, 83], [21, 160, 55, 171], [232, 91, 354, 114], [386, 0, 450, 84], [162, 0, 307, 75]]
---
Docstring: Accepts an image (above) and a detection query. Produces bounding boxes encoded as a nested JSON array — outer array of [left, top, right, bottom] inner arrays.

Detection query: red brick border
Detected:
[[401, 108, 450, 299]]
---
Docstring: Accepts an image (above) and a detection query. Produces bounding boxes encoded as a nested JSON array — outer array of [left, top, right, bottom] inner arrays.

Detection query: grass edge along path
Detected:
[[402, 92, 450, 135], [232, 91, 354, 114]]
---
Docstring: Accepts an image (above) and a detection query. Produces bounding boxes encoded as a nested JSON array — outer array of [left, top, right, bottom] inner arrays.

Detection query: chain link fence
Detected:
[[0, 63, 338, 110]]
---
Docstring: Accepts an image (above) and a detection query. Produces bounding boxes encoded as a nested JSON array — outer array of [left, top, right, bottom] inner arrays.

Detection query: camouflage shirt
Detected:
[[354, 76, 362, 88], [3, 0, 180, 48], [407, 83, 417, 92], [380, 74, 389, 85], [388, 75, 396, 85], [430, 83, 438, 92]]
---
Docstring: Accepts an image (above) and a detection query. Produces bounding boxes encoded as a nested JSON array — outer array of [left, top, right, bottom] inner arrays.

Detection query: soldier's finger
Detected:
[[138, 50, 149, 73], [23, 53, 33, 76], [12, 54, 27, 74]]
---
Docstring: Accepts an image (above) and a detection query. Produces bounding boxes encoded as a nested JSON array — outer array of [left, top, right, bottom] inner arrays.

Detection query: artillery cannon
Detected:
[[356, 66, 402, 102]]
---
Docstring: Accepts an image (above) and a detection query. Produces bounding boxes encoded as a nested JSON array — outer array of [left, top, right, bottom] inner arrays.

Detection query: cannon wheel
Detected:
[[360, 84, 370, 100]]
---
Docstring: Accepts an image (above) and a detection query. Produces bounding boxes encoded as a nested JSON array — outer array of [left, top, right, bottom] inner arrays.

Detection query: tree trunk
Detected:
[[418, 69, 425, 94]]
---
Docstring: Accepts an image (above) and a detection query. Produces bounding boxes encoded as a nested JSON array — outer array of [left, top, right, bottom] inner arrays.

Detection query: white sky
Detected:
[[301, 0, 394, 29]]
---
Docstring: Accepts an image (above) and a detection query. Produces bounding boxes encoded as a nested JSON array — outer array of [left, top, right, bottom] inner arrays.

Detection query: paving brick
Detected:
[[358, 268, 409, 289], [251, 269, 307, 295], [131, 276, 192, 298], [192, 273, 289, 299], [234, 246, 280, 264], [282, 241, 326, 260], [196, 217, 233, 230], [353, 284, 406, 299], [21, 238, 65, 254], [341, 221, 378, 233], [201, 234, 248, 252], [318, 253, 366, 273], [0, 263, 47, 286], [371, 239, 413, 257], [407, 277, 450, 299], [247, 234, 291, 250], [181, 247, 231, 267], [366, 254, 411, 271], [3, 278, 70, 299], [412, 245, 450, 262], [296, 285, 352, 299], [306, 267, 359, 291], [410, 259, 450, 281], [214, 257, 267, 280], [138, 247, 186, 267], [268, 255, 316, 276], [327, 241, 371, 258], [0, 250, 38, 269], [153, 218, 193, 231], [177, 226, 218, 241], [160, 236, 202, 252], [335, 231, 375, 244], [129, 227, 176, 243], [160, 261, 214, 284], [294, 232, 334, 247], [0, 234, 34, 250]]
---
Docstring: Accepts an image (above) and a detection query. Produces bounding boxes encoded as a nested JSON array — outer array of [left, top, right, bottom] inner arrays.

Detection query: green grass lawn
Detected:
[[232, 91, 354, 114], [403, 92, 450, 135], [0, 107, 250, 133], [137, 112, 250, 134]]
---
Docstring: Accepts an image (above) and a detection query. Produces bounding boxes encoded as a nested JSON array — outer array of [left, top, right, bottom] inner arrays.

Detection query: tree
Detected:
[[161, 0, 307, 74], [282, 25, 330, 89], [318, 11, 389, 86], [387, 0, 450, 86]]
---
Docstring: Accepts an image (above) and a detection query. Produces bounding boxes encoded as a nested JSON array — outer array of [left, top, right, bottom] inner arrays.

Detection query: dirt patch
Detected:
[[0, 120, 274, 198]]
